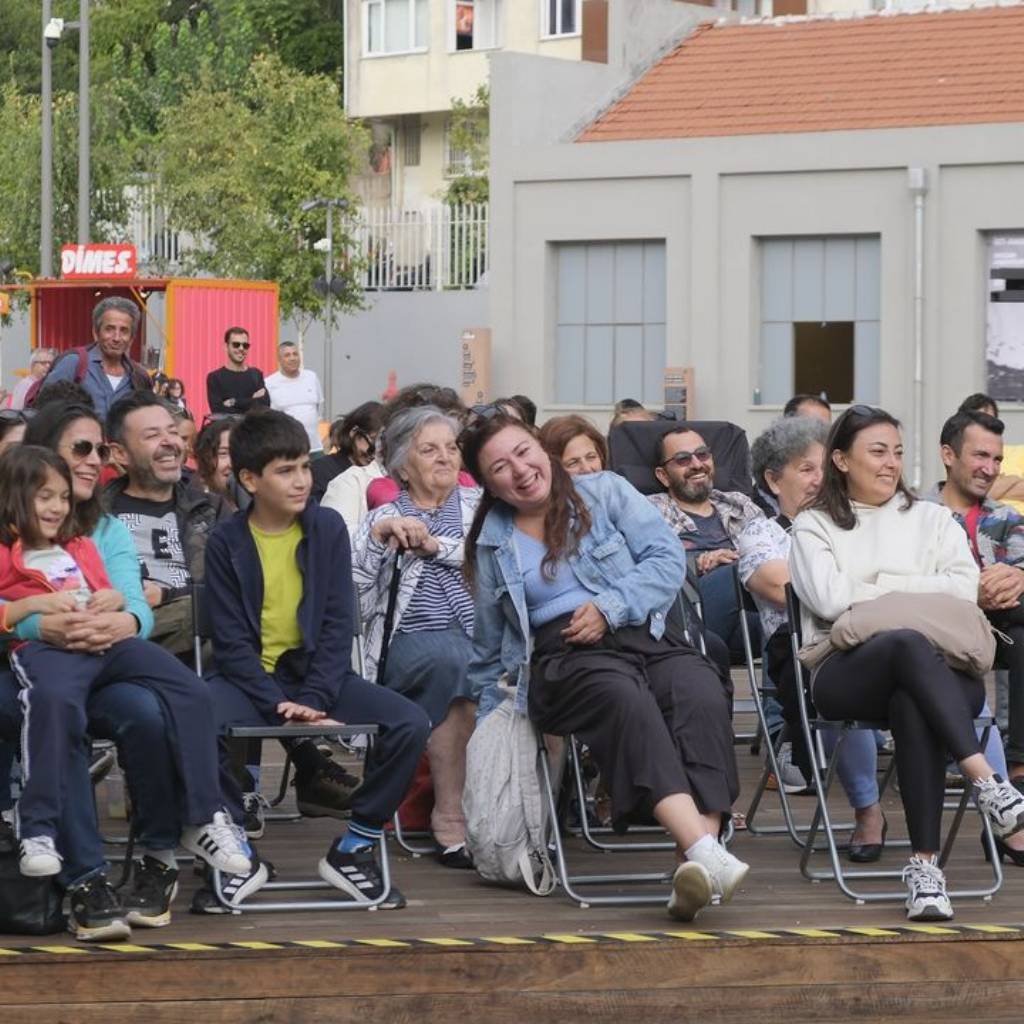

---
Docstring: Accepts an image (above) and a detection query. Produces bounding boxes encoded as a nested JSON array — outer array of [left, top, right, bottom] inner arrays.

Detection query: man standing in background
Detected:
[[265, 341, 324, 456], [8, 349, 55, 409], [206, 327, 271, 415]]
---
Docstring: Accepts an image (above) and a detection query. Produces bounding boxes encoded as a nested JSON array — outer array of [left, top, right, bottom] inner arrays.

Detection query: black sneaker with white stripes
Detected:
[[190, 852, 272, 914], [317, 844, 406, 909]]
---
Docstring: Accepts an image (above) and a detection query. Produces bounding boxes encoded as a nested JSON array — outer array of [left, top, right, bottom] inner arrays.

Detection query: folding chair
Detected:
[[784, 585, 1003, 905], [190, 581, 395, 912]]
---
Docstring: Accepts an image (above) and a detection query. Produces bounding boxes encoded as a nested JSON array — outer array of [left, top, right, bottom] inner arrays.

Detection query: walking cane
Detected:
[[376, 550, 404, 683]]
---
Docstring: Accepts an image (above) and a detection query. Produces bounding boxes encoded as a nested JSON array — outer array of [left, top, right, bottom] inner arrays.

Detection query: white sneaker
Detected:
[[667, 861, 713, 922], [19, 835, 62, 877], [903, 855, 953, 922], [687, 838, 750, 902], [181, 812, 252, 875], [974, 774, 1024, 839]]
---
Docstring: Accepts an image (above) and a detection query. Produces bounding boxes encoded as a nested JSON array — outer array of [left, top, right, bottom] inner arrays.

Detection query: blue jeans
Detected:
[[697, 563, 761, 662], [0, 669, 105, 887]]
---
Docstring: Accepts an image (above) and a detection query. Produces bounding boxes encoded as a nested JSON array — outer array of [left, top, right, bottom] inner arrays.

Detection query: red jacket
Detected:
[[0, 535, 112, 603]]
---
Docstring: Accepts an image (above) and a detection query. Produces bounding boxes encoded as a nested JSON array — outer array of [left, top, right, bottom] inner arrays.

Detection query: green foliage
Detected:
[[155, 54, 367, 320], [444, 83, 489, 205]]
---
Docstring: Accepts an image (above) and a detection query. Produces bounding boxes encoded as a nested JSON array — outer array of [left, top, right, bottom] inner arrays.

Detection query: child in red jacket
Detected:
[[0, 445, 250, 882]]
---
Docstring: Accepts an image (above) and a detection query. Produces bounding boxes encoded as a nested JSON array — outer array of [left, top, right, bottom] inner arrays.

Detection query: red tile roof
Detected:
[[578, 4, 1024, 142]]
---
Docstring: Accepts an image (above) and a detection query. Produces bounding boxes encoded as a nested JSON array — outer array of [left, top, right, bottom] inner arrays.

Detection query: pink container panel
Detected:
[[166, 281, 279, 423]]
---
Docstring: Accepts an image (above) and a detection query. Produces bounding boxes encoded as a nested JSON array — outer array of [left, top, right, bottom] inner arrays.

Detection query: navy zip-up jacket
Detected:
[[204, 500, 358, 717]]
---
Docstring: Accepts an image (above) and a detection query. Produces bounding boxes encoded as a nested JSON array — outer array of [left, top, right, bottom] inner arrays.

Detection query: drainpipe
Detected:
[[908, 167, 928, 489]]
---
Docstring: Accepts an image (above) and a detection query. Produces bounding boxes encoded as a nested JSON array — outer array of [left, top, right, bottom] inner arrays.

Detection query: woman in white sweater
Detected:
[[789, 405, 1024, 922]]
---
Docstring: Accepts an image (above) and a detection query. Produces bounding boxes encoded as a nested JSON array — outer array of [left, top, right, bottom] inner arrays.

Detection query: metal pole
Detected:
[[77, 0, 90, 244], [40, 0, 54, 277], [325, 204, 334, 420], [908, 167, 928, 490]]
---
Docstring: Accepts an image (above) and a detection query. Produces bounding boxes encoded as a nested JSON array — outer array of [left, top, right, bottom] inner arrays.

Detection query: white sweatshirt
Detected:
[[789, 494, 979, 643]]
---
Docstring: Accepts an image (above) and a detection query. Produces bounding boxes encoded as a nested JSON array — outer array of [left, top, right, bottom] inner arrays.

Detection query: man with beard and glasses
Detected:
[[649, 426, 764, 661]]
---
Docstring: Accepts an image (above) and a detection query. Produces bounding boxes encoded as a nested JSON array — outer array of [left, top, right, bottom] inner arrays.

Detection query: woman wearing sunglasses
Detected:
[[0, 402, 240, 941]]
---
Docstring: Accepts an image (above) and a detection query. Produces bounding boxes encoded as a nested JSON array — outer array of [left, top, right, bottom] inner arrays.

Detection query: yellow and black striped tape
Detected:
[[0, 922, 1021, 957]]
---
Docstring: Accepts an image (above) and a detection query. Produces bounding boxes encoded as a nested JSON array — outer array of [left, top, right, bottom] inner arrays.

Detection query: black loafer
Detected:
[[436, 843, 474, 869], [847, 817, 887, 863]]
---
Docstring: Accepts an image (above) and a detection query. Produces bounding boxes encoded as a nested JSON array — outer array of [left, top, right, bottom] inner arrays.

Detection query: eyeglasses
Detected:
[[229, 341, 251, 351], [67, 439, 111, 463], [660, 446, 713, 469]]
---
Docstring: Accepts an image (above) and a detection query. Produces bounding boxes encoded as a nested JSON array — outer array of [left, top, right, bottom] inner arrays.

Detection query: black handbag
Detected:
[[0, 840, 66, 936]]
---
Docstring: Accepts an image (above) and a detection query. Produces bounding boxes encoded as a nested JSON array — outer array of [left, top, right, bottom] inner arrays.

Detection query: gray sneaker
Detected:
[[768, 742, 809, 794], [975, 774, 1024, 839]]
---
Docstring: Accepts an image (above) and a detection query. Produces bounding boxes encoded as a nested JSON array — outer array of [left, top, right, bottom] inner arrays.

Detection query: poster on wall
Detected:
[[987, 235, 1024, 401]]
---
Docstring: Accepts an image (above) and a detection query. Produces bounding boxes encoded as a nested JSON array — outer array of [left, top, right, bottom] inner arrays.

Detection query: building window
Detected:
[[364, 0, 428, 55], [986, 234, 1024, 401], [444, 116, 484, 177], [759, 236, 880, 406], [554, 241, 666, 405], [543, 0, 580, 37], [452, 0, 501, 51]]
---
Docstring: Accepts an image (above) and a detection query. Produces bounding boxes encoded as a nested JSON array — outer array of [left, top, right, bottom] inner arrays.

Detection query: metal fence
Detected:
[[124, 191, 489, 292], [353, 203, 489, 291]]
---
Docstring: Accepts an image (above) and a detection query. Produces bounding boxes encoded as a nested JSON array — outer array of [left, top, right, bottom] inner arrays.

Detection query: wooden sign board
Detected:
[[459, 327, 491, 408], [663, 366, 695, 420]]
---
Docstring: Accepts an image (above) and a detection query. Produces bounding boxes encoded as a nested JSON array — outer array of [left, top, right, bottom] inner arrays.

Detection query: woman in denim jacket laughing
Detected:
[[460, 413, 747, 923]]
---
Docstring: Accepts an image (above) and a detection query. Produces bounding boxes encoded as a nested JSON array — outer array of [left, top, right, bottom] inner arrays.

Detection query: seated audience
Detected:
[[959, 393, 999, 418], [925, 409, 1024, 863], [0, 411, 27, 455], [539, 415, 608, 477], [365, 384, 473, 511], [353, 407, 480, 867], [461, 413, 746, 922], [783, 393, 832, 424], [313, 400, 382, 504], [609, 398, 655, 429], [204, 410, 430, 907], [649, 425, 764, 661], [790, 405, 1024, 920], [194, 417, 241, 512], [0, 443, 248, 928], [739, 417, 890, 848]]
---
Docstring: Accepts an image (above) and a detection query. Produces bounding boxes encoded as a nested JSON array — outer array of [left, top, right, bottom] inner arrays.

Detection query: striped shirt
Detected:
[[394, 489, 475, 635]]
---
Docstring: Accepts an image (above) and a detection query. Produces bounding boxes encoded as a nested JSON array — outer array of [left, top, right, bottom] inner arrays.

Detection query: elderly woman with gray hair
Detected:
[[352, 405, 481, 868]]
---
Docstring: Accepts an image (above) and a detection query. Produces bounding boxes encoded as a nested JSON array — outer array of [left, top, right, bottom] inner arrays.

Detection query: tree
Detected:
[[444, 84, 489, 205], [155, 54, 367, 328]]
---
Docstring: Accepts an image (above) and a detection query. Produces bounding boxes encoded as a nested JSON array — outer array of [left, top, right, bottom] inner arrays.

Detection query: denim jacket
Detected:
[[467, 471, 686, 716]]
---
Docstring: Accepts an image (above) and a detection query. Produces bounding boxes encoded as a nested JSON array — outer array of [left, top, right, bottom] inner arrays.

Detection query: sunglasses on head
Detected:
[[0, 410, 34, 424], [660, 446, 713, 469], [68, 439, 111, 463]]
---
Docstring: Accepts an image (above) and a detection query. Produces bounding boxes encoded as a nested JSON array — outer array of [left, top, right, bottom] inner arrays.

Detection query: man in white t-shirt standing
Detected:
[[265, 342, 324, 455]]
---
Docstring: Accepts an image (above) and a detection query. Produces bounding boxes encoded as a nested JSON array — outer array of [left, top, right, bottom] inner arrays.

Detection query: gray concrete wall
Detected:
[[488, 53, 1024, 483], [290, 286, 489, 420]]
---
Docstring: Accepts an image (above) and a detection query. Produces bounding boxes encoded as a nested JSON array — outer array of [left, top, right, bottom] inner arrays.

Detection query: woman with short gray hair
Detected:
[[352, 406, 481, 868]]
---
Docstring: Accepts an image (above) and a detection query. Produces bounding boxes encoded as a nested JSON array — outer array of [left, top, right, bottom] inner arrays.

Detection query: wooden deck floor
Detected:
[[5, 679, 1024, 1022]]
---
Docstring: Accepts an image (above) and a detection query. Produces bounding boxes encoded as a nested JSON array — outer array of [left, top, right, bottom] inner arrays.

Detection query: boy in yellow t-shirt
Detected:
[[204, 411, 430, 907]]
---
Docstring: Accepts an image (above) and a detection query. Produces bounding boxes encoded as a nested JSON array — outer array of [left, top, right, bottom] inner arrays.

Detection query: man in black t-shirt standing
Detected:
[[206, 327, 271, 415]]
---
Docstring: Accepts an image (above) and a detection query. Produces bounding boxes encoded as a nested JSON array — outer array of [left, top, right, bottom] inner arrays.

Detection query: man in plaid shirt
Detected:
[[926, 409, 1024, 788]]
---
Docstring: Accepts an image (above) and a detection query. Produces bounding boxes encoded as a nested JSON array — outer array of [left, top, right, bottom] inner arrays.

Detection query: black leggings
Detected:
[[813, 629, 985, 851]]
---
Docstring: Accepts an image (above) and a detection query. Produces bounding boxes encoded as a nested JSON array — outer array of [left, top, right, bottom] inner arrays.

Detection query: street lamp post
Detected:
[[40, 0, 54, 277], [40, 1, 91, 277], [301, 197, 348, 419]]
